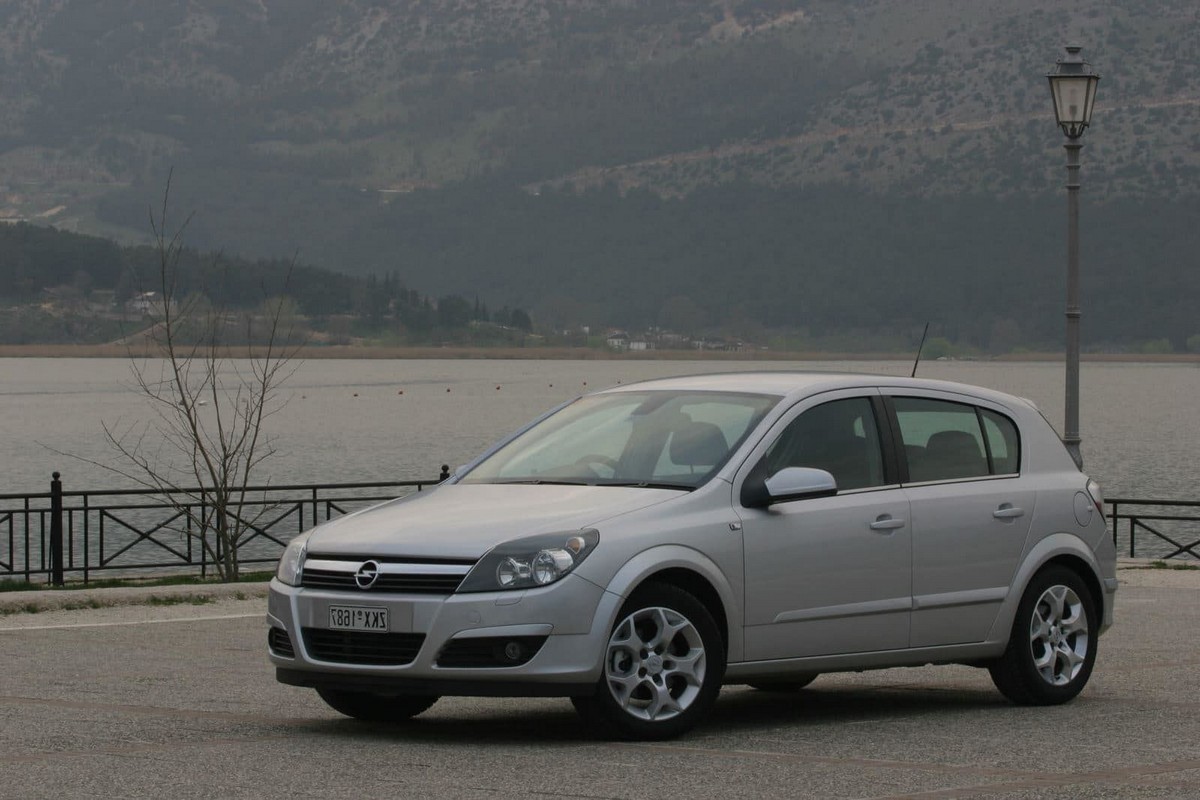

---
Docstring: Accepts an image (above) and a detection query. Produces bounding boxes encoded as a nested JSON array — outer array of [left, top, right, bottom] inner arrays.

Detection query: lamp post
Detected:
[[1047, 45, 1100, 469]]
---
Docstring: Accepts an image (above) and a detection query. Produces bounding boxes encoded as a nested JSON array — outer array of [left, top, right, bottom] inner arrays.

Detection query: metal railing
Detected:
[[3, 478, 1195, 587], [1107, 498, 1200, 560], [1, 468, 450, 585]]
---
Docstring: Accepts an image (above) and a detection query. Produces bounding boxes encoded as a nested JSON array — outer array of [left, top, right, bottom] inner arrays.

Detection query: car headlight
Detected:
[[457, 530, 599, 593], [276, 533, 311, 587]]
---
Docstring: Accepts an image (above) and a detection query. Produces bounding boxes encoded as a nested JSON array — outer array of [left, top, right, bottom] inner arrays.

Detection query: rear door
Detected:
[[887, 393, 1035, 647]]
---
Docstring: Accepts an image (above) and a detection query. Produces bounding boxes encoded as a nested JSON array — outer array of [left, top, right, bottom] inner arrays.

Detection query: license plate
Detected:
[[328, 605, 389, 632]]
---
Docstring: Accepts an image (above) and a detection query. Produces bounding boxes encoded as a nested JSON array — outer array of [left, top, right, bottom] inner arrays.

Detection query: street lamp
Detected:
[[1047, 45, 1099, 469]]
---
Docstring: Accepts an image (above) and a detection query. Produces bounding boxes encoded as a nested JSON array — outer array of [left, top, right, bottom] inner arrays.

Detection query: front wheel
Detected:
[[989, 566, 1098, 705], [572, 582, 725, 740], [316, 688, 438, 722]]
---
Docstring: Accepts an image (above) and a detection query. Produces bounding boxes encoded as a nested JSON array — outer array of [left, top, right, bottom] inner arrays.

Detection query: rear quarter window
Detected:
[[981, 408, 1021, 474], [893, 397, 1020, 482]]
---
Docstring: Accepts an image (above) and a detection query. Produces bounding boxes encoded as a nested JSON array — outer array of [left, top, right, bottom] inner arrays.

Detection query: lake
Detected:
[[1, 357, 1196, 506]]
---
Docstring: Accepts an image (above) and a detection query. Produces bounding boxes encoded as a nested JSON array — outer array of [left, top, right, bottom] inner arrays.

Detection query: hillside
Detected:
[[3, 0, 1197, 211], [1, 0, 1198, 349]]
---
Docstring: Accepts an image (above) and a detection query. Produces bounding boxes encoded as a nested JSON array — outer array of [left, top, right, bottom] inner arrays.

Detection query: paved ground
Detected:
[[0, 565, 1197, 799]]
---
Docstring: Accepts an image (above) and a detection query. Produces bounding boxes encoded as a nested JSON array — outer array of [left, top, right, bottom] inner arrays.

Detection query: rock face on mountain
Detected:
[[2, 1, 1198, 347], [3, 1, 1197, 207]]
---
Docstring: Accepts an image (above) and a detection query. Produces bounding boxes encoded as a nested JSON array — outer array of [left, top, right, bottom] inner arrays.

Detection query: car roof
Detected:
[[597, 371, 1036, 411]]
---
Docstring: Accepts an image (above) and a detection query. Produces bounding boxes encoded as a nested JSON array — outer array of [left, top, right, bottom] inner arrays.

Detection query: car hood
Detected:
[[304, 483, 684, 560]]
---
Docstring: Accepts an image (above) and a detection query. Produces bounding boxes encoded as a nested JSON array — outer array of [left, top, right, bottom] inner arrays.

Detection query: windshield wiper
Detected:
[[600, 481, 696, 491], [490, 479, 592, 486]]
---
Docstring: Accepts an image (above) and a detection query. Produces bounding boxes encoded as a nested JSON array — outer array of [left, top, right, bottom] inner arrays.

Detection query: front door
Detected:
[[738, 393, 912, 661]]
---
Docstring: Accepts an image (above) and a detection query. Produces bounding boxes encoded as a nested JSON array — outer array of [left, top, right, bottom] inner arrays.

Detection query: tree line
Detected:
[[0, 221, 533, 345], [292, 179, 1200, 354], [7, 173, 1200, 352]]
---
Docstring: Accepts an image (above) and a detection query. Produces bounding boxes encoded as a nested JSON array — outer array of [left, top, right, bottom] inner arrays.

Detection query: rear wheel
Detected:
[[572, 582, 725, 740], [316, 688, 438, 722], [989, 566, 1097, 705]]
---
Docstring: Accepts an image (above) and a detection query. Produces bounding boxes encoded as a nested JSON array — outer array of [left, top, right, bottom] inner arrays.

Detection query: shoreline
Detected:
[[1, 343, 1198, 363]]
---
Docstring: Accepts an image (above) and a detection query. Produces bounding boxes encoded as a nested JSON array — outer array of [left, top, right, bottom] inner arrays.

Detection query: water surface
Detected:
[[2, 358, 1195, 504]]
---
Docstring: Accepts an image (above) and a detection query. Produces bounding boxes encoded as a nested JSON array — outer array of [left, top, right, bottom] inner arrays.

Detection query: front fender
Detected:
[[585, 544, 743, 664], [987, 532, 1112, 643]]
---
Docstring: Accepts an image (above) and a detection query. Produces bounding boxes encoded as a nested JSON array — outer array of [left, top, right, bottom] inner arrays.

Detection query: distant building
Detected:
[[693, 337, 744, 352], [656, 331, 690, 349], [605, 331, 630, 351], [125, 291, 176, 316]]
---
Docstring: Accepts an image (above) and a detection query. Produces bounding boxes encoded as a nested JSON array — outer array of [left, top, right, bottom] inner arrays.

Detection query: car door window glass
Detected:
[[762, 397, 885, 490], [981, 409, 1021, 474], [894, 397, 989, 482]]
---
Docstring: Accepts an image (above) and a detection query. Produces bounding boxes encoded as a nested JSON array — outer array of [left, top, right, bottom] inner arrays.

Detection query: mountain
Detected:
[[1, 1, 1198, 349]]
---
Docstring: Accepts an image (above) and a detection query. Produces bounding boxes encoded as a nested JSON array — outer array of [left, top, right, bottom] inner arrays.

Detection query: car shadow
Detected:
[[299, 682, 1012, 746], [707, 683, 1009, 731]]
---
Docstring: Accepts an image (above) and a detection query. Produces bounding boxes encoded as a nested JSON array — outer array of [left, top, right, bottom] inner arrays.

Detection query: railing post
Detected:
[[50, 472, 64, 586], [1110, 502, 1118, 550], [82, 492, 90, 584], [200, 494, 208, 579]]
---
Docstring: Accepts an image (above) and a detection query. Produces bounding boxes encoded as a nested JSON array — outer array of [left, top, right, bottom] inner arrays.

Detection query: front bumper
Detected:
[[267, 574, 617, 696]]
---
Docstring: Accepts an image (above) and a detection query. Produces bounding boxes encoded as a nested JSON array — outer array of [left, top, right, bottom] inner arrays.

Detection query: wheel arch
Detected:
[[1042, 553, 1105, 621], [988, 533, 1107, 644], [637, 567, 730, 656], [599, 545, 741, 662]]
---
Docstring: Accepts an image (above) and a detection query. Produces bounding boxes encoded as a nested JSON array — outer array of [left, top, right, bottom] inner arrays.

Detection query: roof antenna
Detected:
[[911, 322, 930, 378]]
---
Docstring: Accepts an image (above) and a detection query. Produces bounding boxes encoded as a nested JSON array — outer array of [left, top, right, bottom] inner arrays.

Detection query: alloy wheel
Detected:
[[1029, 584, 1089, 687], [604, 605, 706, 722]]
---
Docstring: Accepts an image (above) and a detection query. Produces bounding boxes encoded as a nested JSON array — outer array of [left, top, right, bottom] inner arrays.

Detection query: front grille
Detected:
[[300, 556, 473, 594], [301, 568, 464, 594], [437, 636, 548, 668], [268, 627, 295, 658], [302, 628, 425, 666]]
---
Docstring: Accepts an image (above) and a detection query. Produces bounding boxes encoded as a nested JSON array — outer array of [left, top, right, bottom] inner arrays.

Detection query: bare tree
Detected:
[[97, 176, 303, 580]]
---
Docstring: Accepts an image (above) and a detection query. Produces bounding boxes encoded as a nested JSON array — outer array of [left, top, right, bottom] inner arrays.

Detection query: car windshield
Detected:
[[461, 390, 779, 489]]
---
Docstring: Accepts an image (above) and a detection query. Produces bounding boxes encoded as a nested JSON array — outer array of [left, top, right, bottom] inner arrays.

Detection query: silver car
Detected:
[[268, 373, 1115, 739]]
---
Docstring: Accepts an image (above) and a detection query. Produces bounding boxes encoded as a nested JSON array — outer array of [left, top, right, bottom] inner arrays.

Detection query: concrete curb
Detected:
[[0, 581, 270, 615], [1115, 558, 1200, 589]]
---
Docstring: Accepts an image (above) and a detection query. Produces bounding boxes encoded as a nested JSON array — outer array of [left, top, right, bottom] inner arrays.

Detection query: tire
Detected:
[[316, 688, 438, 722], [572, 582, 725, 740], [748, 672, 819, 692], [989, 566, 1098, 705]]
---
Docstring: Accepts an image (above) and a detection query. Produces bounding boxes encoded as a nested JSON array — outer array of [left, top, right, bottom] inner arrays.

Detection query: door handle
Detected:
[[993, 504, 1025, 520], [869, 515, 906, 531]]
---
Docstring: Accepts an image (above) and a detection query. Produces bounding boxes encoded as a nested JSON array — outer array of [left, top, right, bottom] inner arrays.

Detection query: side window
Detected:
[[762, 397, 885, 490], [981, 409, 1021, 474], [893, 397, 989, 482]]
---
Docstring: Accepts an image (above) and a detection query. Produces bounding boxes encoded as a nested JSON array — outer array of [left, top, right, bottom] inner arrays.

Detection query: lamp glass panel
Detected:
[[1052, 76, 1092, 124]]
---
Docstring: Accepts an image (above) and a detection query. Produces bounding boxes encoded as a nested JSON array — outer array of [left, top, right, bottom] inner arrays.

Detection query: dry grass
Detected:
[[0, 343, 883, 361], [1, 344, 1196, 363]]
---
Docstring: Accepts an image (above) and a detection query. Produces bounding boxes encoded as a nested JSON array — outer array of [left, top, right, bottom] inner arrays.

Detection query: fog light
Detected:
[[503, 641, 524, 662]]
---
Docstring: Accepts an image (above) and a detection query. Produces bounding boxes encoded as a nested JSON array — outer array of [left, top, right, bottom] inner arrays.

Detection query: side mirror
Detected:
[[743, 467, 838, 508]]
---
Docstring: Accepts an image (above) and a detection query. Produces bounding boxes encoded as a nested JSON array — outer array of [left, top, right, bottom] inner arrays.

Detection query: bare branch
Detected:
[[57, 176, 305, 580]]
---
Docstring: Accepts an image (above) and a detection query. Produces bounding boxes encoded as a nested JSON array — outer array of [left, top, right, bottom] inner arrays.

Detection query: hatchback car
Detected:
[[268, 372, 1116, 739]]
